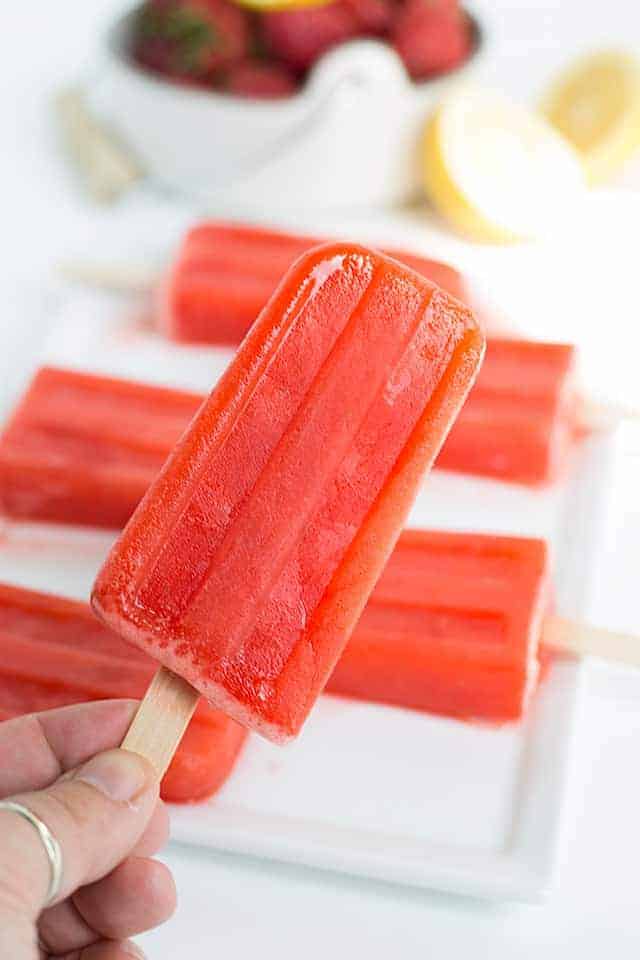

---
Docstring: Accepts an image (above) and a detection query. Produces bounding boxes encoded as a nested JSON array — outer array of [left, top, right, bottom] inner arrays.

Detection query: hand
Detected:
[[0, 700, 176, 959]]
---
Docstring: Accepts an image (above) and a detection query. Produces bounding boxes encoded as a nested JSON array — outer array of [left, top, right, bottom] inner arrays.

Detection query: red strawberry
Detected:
[[134, 35, 206, 85], [225, 60, 299, 98], [260, 3, 361, 72], [391, 0, 471, 80], [135, 35, 175, 73], [135, 0, 251, 81], [345, 0, 394, 35]]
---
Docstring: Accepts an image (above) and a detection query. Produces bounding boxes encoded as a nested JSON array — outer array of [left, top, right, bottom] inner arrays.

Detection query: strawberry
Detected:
[[225, 59, 299, 98], [135, 35, 175, 74], [344, 0, 394, 35], [260, 3, 361, 73], [134, 0, 251, 81], [391, 0, 471, 81]]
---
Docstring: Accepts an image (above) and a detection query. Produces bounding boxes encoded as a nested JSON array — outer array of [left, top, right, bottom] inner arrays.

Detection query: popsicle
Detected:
[[160, 222, 471, 345], [328, 527, 640, 721], [1, 543, 635, 765], [0, 582, 247, 803], [327, 529, 551, 723], [92, 242, 485, 760], [0, 367, 203, 529], [435, 338, 578, 485], [0, 339, 576, 528]]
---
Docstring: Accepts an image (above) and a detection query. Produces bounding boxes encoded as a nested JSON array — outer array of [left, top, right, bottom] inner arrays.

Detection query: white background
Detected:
[[1, 1, 640, 956]]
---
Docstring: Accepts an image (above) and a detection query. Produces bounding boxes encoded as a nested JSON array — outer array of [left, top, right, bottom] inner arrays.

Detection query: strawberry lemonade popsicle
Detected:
[[161, 222, 470, 345], [0, 583, 247, 802], [436, 338, 577, 485], [92, 243, 485, 744], [327, 529, 551, 723], [0, 367, 204, 529]]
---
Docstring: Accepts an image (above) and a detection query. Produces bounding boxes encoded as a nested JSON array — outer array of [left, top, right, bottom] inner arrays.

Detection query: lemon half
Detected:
[[423, 88, 586, 243], [541, 51, 640, 185]]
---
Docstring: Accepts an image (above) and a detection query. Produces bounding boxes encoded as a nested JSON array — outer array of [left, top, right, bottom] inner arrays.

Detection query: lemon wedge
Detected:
[[232, 0, 331, 10], [540, 51, 640, 185], [422, 88, 586, 243]]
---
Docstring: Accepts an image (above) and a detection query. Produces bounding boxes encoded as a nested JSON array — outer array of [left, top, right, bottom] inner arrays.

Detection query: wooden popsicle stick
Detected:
[[578, 396, 640, 429], [58, 259, 159, 293], [55, 88, 143, 203], [122, 666, 200, 778], [544, 615, 640, 668]]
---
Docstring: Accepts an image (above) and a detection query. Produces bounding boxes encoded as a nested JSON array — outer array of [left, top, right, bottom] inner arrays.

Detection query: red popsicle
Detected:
[[0, 338, 576, 532], [92, 243, 485, 749], [436, 339, 577, 485], [0, 583, 247, 802], [0, 367, 203, 529], [160, 221, 471, 345], [327, 529, 551, 722]]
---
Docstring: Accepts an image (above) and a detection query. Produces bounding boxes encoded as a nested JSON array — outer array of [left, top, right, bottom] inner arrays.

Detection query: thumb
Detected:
[[0, 749, 158, 919]]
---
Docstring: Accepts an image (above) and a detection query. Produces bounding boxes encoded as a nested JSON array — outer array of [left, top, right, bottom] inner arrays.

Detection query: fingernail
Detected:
[[75, 749, 154, 803], [123, 943, 146, 959]]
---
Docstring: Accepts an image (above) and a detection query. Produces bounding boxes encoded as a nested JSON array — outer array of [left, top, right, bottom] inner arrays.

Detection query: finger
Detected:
[[0, 912, 35, 960], [39, 856, 175, 956], [38, 801, 169, 956], [59, 939, 146, 959], [0, 701, 139, 796], [74, 857, 176, 940], [51, 787, 169, 859], [0, 749, 158, 918], [131, 801, 169, 858], [39, 898, 95, 956]]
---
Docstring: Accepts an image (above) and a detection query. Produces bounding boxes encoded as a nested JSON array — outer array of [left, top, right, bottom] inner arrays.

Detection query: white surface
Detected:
[[1, 0, 640, 954]]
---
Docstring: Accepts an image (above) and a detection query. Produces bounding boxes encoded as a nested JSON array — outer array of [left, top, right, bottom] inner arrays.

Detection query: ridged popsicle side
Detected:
[[436, 339, 576, 484], [327, 529, 551, 722], [163, 222, 469, 345], [0, 368, 202, 528]]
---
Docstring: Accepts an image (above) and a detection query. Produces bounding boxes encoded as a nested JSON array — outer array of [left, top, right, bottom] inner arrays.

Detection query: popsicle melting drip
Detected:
[[93, 244, 485, 742]]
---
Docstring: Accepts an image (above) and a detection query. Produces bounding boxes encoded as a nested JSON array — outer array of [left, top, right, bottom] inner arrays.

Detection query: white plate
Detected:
[[0, 290, 616, 901]]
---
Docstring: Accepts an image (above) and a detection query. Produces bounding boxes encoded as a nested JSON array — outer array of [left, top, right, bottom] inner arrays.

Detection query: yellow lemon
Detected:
[[541, 51, 640, 185], [422, 88, 586, 243]]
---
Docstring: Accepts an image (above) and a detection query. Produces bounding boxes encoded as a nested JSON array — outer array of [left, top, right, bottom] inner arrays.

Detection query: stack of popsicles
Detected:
[[0, 330, 577, 528], [0, 526, 551, 814], [0, 226, 589, 803], [161, 224, 582, 485]]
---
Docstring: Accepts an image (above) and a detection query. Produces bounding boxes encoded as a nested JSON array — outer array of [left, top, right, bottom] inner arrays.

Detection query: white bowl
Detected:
[[88, 7, 485, 213]]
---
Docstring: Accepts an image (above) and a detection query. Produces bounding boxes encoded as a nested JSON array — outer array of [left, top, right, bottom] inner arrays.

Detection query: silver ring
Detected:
[[0, 801, 63, 907]]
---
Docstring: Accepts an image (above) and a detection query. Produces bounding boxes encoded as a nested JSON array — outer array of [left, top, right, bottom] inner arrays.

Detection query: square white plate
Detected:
[[0, 289, 615, 901]]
